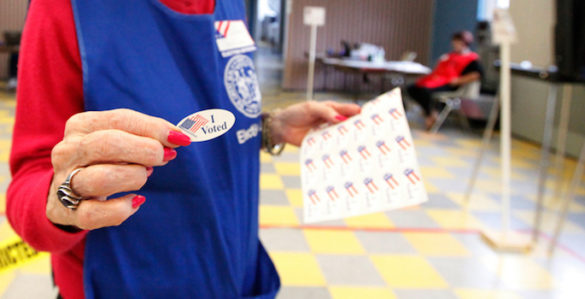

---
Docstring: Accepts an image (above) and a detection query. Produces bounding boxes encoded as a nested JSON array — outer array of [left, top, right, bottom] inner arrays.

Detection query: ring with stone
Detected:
[[56, 168, 84, 210]]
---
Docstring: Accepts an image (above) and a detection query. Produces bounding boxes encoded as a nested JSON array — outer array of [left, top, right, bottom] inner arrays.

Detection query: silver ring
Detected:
[[56, 168, 84, 210]]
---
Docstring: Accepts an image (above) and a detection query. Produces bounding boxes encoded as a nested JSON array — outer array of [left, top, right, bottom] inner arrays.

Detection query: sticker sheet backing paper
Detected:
[[300, 88, 428, 223]]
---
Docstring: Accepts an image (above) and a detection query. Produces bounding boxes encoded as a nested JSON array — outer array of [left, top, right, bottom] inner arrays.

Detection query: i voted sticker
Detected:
[[177, 109, 235, 142]]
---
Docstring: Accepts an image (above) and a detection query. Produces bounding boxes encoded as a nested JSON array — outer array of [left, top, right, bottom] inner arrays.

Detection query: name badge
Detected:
[[177, 109, 235, 142], [215, 20, 256, 58]]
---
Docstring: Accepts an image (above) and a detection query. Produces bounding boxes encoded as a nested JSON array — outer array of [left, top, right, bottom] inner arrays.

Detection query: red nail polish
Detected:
[[335, 115, 347, 121], [146, 167, 154, 177], [168, 131, 191, 146], [132, 195, 146, 209], [163, 148, 177, 162]]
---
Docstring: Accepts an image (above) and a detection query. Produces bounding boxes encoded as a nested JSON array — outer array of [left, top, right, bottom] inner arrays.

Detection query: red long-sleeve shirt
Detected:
[[7, 1, 214, 298]]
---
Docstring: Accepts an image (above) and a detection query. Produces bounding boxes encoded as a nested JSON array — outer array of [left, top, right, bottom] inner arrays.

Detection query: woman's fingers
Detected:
[[306, 101, 359, 124], [323, 101, 362, 117], [70, 164, 150, 198], [74, 194, 146, 230], [64, 109, 190, 148], [47, 109, 187, 230], [53, 129, 175, 171]]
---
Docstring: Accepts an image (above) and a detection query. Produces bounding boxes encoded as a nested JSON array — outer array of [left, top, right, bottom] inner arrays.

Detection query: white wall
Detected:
[[509, 0, 585, 158]]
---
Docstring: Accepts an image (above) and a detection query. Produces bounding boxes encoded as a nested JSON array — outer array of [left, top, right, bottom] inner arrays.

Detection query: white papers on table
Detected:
[[300, 88, 428, 223]]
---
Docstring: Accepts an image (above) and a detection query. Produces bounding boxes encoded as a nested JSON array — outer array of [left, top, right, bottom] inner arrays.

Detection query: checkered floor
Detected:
[[1, 88, 585, 298]]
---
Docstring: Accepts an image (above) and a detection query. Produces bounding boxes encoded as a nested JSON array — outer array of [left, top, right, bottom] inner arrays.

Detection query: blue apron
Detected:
[[71, 0, 280, 298]]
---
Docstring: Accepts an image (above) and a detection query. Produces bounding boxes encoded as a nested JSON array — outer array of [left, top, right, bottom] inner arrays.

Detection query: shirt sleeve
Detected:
[[6, 0, 87, 253], [461, 60, 484, 77]]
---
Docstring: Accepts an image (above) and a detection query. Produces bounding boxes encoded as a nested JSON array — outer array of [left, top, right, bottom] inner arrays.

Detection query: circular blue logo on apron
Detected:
[[224, 55, 262, 118]]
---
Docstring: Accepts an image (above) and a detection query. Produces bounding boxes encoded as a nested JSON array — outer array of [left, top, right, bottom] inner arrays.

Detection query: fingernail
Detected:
[[335, 115, 347, 121], [163, 148, 177, 162], [167, 130, 191, 146], [146, 167, 153, 177], [132, 195, 146, 209]]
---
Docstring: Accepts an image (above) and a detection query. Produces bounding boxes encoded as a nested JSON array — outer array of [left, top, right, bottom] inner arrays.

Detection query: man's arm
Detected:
[[450, 60, 483, 87], [449, 71, 480, 86]]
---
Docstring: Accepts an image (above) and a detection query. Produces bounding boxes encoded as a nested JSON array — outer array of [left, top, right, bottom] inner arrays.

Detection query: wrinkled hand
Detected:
[[48, 109, 191, 230], [270, 101, 361, 146]]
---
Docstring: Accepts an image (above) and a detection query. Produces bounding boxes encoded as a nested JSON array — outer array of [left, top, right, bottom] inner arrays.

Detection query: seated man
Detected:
[[407, 31, 483, 130]]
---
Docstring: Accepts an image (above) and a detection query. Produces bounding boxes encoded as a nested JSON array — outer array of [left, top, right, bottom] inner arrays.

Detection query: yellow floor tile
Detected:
[[0, 117, 14, 124], [513, 210, 584, 234], [420, 166, 454, 179], [260, 174, 284, 189], [18, 255, 51, 274], [445, 147, 480, 158], [344, 212, 394, 228], [370, 255, 448, 288], [454, 288, 523, 299], [431, 156, 470, 168], [412, 139, 433, 148], [487, 156, 536, 170], [541, 196, 585, 213], [269, 252, 326, 286], [424, 180, 440, 193], [404, 232, 470, 256], [413, 130, 448, 141], [0, 151, 8, 163], [0, 194, 5, 214], [576, 184, 585, 196], [474, 180, 503, 194], [274, 162, 301, 176], [282, 146, 299, 153], [303, 230, 365, 254], [480, 255, 554, 289], [329, 286, 396, 299], [481, 166, 528, 180], [426, 210, 483, 230], [511, 148, 541, 161], [0, 272, 15, 294], [0, 222, 17, 240], [259, 206, 299, 226], [455, 139, 481, 148], [447, 193, 500, 211], [285, 189, 304, 207], [260, 151, 272, 163]]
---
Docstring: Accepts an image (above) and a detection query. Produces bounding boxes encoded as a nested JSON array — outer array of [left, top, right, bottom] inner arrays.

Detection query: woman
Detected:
[[407, 31, 483, 130], [6, 0, 360, 298]]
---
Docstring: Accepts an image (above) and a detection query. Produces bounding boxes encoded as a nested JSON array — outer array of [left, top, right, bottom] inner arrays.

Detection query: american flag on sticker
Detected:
[[180, 114, 209, 134], [215, 21, 231, 38]]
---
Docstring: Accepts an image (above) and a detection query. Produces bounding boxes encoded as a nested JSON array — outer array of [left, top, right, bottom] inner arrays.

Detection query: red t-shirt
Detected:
[[416, 51, 479, 88], [7, 1, 214, 298]]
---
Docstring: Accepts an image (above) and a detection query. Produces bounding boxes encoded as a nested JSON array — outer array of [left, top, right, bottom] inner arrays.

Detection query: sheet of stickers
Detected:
[[300, 88, 428, 223]]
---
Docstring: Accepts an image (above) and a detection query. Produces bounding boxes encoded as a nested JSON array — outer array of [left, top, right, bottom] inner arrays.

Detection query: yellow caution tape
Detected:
[[0, 237, 48, 273]]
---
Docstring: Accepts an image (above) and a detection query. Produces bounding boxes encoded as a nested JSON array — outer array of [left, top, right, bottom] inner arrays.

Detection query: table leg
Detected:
[[549, 141, 585, 254], [532, 84, 559, 243], [552, 85, 573, 201]]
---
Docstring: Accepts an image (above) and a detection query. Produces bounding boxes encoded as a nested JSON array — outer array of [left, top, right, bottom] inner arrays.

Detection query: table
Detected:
[[317, 57, 430, 94]]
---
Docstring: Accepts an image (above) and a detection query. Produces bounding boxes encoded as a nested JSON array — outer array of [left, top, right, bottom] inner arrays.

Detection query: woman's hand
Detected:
[[270, 101, 361, 147], [47, 109, 191, 230]]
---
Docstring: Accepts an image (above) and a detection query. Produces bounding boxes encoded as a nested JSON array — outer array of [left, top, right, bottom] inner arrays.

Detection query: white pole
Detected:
[[306, 24, 318, 101], [500, 41, 512, 236]]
